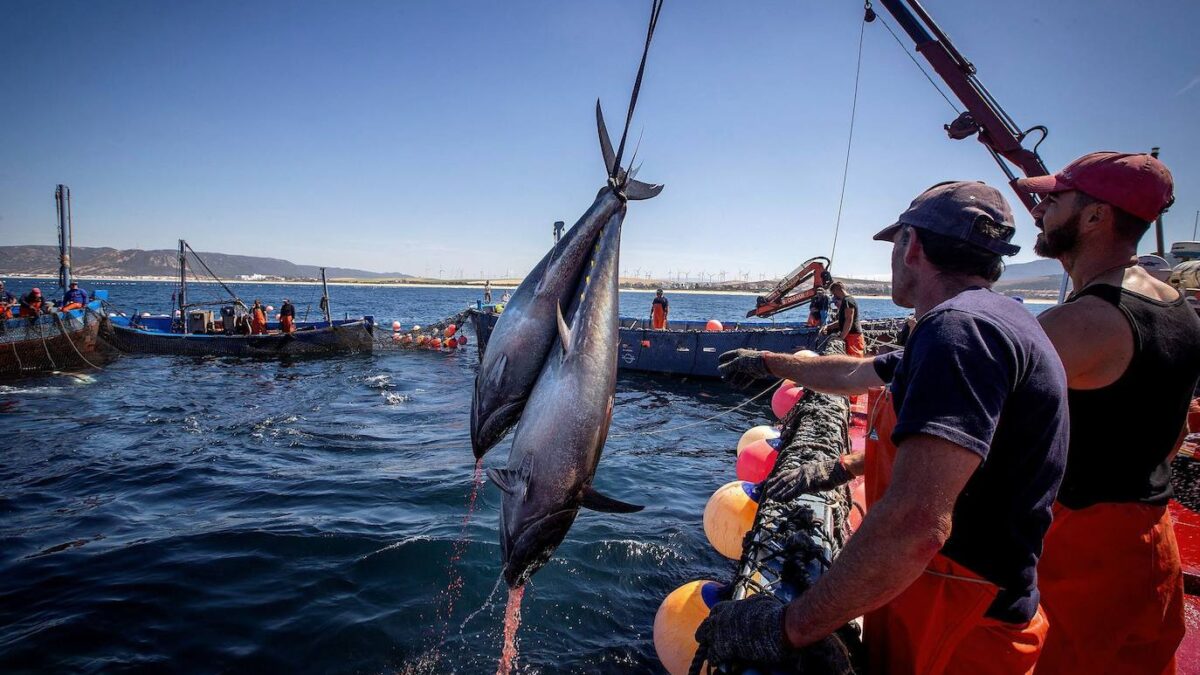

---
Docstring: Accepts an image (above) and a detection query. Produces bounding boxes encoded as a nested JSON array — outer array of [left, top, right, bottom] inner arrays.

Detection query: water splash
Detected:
[[495, 585, 525, 675]]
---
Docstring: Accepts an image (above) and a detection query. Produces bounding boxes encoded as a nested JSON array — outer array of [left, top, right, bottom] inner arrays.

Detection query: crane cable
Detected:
[[827, 9, 869, 266]]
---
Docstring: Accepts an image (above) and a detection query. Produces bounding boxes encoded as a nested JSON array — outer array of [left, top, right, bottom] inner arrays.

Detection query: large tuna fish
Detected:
[[487, 198, 645, 589], [470, 102, 661, 459]]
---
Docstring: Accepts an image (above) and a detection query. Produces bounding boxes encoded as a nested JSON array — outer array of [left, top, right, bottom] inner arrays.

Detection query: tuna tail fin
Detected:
[[581, 486, 644, 513], [596, 100, 663, 201]]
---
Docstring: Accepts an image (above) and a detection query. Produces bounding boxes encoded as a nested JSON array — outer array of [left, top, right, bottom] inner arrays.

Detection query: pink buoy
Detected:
[[705, 319, 723, 332], [457, 335, 468, 346], [736, 438, 781, 483], [771, 382, 804, 420], [443, 337, 457, 350], [392, 320, 402, 331]]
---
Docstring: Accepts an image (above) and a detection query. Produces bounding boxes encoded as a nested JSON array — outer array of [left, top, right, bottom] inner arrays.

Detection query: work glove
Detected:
[[695, 593, 790, 665], [718, 349, 772, 389], [763, 458, 854, 502]]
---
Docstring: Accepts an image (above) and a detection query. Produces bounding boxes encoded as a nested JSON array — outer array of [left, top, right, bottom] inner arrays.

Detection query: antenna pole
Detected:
[[1150, 147, 1165, 257], [178, 239, 188, 319]]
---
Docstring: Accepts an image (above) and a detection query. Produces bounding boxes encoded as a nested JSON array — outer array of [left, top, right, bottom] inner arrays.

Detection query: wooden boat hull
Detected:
[[467, 307, 819, 378], [106, 317, 375, 357], [0, 302, 113, 377]]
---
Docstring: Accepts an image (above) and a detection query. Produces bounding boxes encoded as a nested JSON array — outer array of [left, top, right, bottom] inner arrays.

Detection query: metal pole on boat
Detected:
[[178, 239, 187, 319], [320, 267, 332, 325], [55, 185, 72, 290], [1150, 148, 1166, 257]]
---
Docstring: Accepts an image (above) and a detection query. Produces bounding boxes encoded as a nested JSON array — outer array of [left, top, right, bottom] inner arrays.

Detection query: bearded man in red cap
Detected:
[[1019, 152, 1200, 674]]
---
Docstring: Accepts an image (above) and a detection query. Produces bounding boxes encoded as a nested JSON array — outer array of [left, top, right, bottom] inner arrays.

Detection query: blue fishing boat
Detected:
[[0, 299, 114, 377], [468, 306, 820, 378], [105, 240, 374, 358], [106, 313, 374, 357]]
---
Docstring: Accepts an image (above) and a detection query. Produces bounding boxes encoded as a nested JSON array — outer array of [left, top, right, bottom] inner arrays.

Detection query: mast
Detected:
[[55, 185, 72, 290], [178, 239, 188, 318], [320, 267, 332, 324]]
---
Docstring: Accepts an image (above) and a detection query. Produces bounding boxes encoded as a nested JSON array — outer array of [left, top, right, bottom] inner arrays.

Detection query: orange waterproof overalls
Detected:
[[251, 307, 267, 335], [861, 386, 1049, 675], [651, 298, 667, 330]]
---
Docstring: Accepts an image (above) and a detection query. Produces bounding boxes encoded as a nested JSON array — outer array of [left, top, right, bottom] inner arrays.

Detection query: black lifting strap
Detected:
[[611, 0, 665, 182]]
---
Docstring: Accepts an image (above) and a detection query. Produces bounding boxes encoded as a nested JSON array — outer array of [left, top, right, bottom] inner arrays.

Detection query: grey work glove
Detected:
[[763, 458, 853, 502], [694, 593, 790, 666], [718, 349, 772, 389]]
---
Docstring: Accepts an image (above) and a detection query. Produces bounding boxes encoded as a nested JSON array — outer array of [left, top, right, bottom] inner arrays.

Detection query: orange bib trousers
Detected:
[[862, 387, 1048, 675]]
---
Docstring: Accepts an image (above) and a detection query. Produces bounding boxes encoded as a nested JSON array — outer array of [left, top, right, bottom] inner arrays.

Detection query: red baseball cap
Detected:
[[1014, 151, 1174, 222]]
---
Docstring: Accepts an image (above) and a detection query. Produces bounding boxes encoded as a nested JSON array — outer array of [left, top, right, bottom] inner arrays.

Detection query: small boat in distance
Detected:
[[107, 240, 374, 357]]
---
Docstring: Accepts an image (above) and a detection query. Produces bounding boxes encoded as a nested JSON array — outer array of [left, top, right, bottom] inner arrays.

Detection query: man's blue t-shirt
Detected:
[[872, 288, 1068, 623]]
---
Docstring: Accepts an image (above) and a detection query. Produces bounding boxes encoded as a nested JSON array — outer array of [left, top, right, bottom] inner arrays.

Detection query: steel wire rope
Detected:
[[828, 14, 868, 265], [607, 378, 780, 438], [872, 11, 961, 114]]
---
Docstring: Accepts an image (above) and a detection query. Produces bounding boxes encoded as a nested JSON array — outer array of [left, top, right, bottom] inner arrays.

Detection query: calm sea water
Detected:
[[0, 279, 985, 673]]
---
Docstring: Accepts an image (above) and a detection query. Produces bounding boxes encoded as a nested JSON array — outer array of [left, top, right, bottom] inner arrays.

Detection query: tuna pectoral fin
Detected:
[[555, 303, 572, 354], [581, 487, 644, 514], [487, 467, 520, 494]]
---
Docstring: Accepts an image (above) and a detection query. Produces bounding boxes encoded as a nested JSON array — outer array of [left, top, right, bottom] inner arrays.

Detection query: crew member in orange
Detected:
[[706, 182, 1068, 674], [651, 288, 669, 329], [1017, 152, 1200, 675], [279, 298, 296, 334], [250, 299, 267, 335], [821, 282, 863, 357], [0, 281, 15, 320], [19, 288, 45, 317]]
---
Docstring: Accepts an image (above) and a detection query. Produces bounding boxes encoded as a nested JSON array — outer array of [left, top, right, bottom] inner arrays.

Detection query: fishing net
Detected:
[[373, 309, 473, 350], [696, 338, 863, 674], [0, 307, 114, 376]]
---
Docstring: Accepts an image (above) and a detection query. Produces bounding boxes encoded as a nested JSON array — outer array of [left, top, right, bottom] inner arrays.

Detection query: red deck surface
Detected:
[[1171, 500, 1200, 673]]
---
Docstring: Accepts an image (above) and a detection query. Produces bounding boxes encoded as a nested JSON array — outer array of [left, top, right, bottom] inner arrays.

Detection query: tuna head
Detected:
[[487, 208, 643, 589], [469, 100, 662, 460]]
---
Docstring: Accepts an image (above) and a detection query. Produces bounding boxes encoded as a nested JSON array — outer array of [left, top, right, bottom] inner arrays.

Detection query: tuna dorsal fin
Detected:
[[581, 486, 644, 514], [556, 302, 571, 354]]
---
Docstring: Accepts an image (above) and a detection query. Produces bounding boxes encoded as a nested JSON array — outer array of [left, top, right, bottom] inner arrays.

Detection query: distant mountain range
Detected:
[[0, 246, 409, 280]]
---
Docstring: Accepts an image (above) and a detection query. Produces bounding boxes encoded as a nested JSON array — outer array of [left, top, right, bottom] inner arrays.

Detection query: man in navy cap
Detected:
[[705, 182, 1069, 673], [1020, 152, 1200, 674]]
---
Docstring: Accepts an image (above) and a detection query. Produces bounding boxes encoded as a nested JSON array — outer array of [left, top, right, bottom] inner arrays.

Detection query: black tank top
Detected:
[[1057, 284, 1200, 509]]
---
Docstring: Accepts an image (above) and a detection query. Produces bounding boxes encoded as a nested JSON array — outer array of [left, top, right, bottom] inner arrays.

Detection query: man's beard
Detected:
[[1034, 212, 1081, 259]]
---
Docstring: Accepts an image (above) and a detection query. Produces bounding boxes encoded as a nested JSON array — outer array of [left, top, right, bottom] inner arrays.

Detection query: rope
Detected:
[[874, 11, 961, 114], [183, 242, 247, 308], [607, 379, 779, 438], [611, 0, 665, 181], [36, 318, 57, 370], [829, 14, 868, 265], [54, 311, 104, 370]]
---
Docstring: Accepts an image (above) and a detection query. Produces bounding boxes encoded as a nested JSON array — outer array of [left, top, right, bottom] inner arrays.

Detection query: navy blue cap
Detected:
[[873, 181, 1020, 256]]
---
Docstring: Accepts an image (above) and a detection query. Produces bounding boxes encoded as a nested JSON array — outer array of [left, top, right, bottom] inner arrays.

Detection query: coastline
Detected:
[[1, 273, 1055, 304]]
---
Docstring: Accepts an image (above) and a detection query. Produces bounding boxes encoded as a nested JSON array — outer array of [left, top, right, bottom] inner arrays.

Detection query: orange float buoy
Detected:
[[736, 438, 780, 483], [430, 337, 442, 349], [703, 480, 760, 560], [443, 337, 457, 350], [736, 425, 781, 456], [417, 335, 428, 346], [653, 580, 727, 675], [705, 319, 723, 332], [771, 382, 804, 420], [444, 324, 457, 338], [401, 334, 413, 345]]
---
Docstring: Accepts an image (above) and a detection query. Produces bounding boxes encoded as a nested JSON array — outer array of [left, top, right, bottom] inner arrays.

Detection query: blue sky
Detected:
[[2, 0, 1197, 280]]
